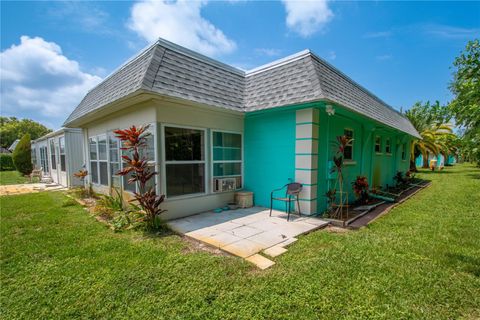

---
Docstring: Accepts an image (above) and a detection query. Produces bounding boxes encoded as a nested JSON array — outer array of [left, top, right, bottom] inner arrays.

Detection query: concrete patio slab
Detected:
[[0, 183, 66, 196], [278, 237, 298, 247], [222, 239, 264, 258], [264, 246, 288, 258], [228, 225, 263, 238], [168, 207, 329, 269], [245, 254, 275, 269]]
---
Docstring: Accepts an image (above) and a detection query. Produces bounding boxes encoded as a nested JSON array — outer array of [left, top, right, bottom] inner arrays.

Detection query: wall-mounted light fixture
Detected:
[[325, 104, 335, 116]]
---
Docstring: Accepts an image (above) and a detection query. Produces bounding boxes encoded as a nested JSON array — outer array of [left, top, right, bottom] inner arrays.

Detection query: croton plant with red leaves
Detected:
[[114, 125, 166, 229], [351, 175, 370, 204]]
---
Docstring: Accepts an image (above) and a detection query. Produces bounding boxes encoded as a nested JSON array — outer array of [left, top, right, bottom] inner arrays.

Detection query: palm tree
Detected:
[[405, 102, 455, 171]]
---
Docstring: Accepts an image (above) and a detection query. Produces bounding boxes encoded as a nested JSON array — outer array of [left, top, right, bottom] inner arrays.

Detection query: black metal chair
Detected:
[[270, 182, 303, 221]]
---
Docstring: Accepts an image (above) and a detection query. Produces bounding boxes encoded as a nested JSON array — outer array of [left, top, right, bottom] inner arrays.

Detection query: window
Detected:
[[31, 148, 37, 168], [97, 135, 108, 186], [385, 138, 391, 154], [402, 143, 407, 160], [89, 138, 98, 184], [50, 140, 56, 170], [375, 136, 382, 153], [164, 126, 205, 197], [59, 137, 66, 172], [108, 133, 121, 188], [343, 129, 354, 161], [89, 135, 108, 186], [212, 131, 242, 190]]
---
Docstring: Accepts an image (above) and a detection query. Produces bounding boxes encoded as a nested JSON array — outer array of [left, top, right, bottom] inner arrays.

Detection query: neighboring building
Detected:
[[31, 128, 84, 187], [60, 38, 419, 220], [415, 153, 455, 168], [8, 139, 19, 152], [0, 146, 11, 154]]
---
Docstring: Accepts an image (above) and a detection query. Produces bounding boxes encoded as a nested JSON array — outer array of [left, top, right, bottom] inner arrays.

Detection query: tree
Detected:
[[405, 101, 455, 170], [449, 39, 480, 165], [0, 117, 52, 148], [12, 134, 33, 175]]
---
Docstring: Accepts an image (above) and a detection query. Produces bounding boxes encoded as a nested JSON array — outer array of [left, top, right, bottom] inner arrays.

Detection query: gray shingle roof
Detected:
[[64, 38, 420, 138]]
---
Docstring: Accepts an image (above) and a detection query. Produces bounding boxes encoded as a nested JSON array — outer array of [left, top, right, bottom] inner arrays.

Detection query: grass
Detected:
[[0, 170, 29, 185], [1, 164, 479, 319]]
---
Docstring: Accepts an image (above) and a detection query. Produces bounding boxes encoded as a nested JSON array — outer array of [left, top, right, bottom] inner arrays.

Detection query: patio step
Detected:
[[263, 245, 288, 258], [245, 254, 275, 270]]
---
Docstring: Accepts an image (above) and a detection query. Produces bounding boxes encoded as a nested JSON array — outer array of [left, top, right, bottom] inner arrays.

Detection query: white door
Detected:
[[49, 139, 59, 184], [58, 136, 67, 186]]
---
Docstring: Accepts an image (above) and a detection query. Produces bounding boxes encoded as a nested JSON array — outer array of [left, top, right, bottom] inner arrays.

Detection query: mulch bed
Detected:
[[348, 182, 431, 229]]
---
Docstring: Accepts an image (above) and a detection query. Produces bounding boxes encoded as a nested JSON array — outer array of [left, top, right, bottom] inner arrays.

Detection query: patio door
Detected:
[[58, 136, 67, 186], [40, 146, 49, 175], [49, 139, 60, 184]]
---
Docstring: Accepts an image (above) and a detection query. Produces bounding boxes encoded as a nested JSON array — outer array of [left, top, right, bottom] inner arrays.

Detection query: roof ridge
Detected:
[[245, 49, 311, 76], [155, 38, 245, 76]]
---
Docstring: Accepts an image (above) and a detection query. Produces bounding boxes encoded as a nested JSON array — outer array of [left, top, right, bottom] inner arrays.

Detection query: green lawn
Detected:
[[0, 170, 29, 185], [1, 164, 479, 319]]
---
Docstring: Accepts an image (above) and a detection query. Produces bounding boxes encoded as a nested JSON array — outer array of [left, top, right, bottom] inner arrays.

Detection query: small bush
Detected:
[[0, 154, 15, 171], [61, 198, 77, 207], [12, 134, 32, 175]]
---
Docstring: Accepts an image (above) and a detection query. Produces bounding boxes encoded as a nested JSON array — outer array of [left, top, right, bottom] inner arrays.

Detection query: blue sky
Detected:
[[1, 1, 479, 129]]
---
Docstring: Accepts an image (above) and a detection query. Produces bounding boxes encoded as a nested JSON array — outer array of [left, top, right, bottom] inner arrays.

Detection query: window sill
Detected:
[[165, 190, 240, 202], [385, 153, 392, 156], [164, 192, 209, 202], [375, 152, 383, 155], [343, 161, 357, 166]]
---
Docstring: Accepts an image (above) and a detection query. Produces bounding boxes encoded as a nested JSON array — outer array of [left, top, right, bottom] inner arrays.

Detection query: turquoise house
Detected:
[[61, 38, 420, 220], [415, 153, 456, 168]]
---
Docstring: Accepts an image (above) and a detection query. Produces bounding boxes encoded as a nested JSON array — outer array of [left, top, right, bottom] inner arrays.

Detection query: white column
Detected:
[[294, 108, 319, 215]]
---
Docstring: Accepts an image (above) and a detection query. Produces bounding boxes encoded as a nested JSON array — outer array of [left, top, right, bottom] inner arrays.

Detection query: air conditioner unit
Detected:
[[213, 177, 237, 193]]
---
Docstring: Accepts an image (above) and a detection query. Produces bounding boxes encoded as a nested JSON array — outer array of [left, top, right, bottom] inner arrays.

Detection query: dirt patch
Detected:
[[325, 225, 351, 233]]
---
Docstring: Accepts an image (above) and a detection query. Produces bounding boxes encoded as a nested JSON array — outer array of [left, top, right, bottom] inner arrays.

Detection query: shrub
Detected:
[[0, 154, 15, 171], [351, 176, 369, 204], [115, 125, 166, 230], [12, 134, 32, 175]]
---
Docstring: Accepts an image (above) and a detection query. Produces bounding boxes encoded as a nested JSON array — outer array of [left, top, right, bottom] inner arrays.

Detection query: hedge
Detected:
[[0, 154, 15, 171]]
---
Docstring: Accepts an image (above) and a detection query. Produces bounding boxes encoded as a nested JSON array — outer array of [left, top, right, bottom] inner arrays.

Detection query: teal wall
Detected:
[[244, 109, 296, 210], [243, 102, 414, 214], [316, 104, 412, 213]]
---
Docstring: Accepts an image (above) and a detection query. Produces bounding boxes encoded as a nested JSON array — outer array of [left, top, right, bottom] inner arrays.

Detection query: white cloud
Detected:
[[328, 50, 336, 60], [282, 0, 333, 37], [47, 2, 111, 34], [363, 31, 392, 39], [423, 24, 480, 39], [0, 36, 102, 129], [127, 0, 236, 56], [376, 54, 392, 61], [255, 48, 282, 57]]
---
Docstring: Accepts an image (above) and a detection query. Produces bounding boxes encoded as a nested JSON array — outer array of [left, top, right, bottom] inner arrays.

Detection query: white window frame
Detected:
[[343, 128, 354, 161], [59, 136, 66, 172], [211, 129, 243, 192], [161, 123, 207, 200], [89, 134, 108, 186], [385, 138, 392, 155], [49, 139, 57, 170], [374, 136, 382, 154], [107, 131, 121, 189]]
